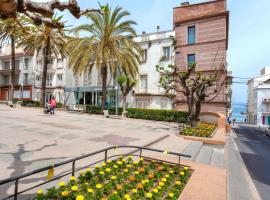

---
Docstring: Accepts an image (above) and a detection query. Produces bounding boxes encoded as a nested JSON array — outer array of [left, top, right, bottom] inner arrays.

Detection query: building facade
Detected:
[[173, 0, 231, 115], [247, 67, 270, 125], [64, 30, 175, 110], [0, 44, 33, 101]]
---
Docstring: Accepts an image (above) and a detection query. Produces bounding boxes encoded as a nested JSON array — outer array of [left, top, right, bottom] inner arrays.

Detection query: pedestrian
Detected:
[[49, 96, 57, 115]]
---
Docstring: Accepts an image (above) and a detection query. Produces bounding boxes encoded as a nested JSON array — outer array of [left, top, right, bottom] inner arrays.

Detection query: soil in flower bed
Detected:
[[35, 157, 192, 200], [180, 123, 216, 138]]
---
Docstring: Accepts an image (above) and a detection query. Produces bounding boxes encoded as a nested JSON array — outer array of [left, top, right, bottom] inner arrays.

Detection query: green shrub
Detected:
[[56, 102, 63, 108], [21, 100, 40, 107], [126, 108, 188, 123], [85, 105, 188, 123]]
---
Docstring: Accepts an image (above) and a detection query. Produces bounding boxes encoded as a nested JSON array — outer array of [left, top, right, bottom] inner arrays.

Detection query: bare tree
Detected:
[[156, 63, 226, 127], [0, 0, 100, 28]]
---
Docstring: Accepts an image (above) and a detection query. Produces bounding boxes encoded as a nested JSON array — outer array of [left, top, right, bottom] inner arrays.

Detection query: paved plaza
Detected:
[[0, 105, 189, 198]]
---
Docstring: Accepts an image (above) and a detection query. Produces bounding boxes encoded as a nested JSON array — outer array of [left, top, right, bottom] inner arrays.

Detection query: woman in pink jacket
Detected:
[[49, 97, 57, 114]]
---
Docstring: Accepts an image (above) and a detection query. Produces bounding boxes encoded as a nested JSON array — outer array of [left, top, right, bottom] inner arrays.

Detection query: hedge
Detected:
[[85, 105, 188, 123], [12, 99, 63, 108]]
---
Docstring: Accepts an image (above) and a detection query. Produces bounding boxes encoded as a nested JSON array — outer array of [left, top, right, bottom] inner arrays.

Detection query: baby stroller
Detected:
[[44, 103, 51, 114]]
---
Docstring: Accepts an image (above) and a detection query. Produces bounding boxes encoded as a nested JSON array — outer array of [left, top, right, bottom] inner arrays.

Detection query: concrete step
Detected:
[[0, 101, 8, 105], [181, 141, 203, 161], [194, 145, 214, 164], [210, 147, 225, 168]]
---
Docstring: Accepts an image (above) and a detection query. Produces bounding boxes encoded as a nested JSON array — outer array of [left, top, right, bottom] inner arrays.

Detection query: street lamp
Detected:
[[115, 84, 119, 116]]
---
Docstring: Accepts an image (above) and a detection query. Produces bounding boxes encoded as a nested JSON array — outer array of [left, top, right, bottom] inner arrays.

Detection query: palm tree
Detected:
[[18, 16, 67, 107], [117, 75, 136, 117], [68, 4, 141, 111], [0, 16, 26, 101]]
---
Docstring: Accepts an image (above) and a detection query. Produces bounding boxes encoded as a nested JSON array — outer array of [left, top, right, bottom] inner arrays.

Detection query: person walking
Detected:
[[49, 96, 57, 115]]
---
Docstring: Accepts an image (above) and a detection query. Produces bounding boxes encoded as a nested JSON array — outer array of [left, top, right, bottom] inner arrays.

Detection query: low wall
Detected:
[[200, 112, 227, 129]]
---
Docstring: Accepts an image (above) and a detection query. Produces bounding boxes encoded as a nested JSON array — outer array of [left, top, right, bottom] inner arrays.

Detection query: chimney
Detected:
[[157, 26, 160, 32], [181, 2, 190, 6]]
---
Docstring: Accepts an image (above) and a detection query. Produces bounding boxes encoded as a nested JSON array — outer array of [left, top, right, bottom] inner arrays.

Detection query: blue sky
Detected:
[[36, 0, 270, 103]]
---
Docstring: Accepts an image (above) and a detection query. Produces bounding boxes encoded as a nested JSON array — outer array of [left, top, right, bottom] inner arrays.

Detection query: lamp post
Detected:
[[115, 84, 119, 116]]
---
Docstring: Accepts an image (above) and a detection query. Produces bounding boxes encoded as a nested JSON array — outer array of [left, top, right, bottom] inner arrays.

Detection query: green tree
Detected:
[[0, 16, 26, 100], [68, 4, 141, 111], [157, 63, 225, 127], [117, 75, 136, 117], [18, 16, 67, 107]]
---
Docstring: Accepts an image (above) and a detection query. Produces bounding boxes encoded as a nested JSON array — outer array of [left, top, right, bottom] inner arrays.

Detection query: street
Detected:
[[233, 125, 270, 200]]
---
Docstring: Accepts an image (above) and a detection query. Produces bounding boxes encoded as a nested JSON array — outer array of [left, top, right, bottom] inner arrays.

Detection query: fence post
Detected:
[[105, 150, 108, 163], [14, 179, 19, 200], [72, 161, 75, 176], [139, 148, 142, 158], [178, 155, 181, 167]]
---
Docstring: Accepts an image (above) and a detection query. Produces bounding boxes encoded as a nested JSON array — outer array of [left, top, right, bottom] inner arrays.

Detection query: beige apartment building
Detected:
[[173, 0, 231, 115]]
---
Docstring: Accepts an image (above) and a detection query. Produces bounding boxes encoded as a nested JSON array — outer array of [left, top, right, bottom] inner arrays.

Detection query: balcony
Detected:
[[0, 68, 20, 75]]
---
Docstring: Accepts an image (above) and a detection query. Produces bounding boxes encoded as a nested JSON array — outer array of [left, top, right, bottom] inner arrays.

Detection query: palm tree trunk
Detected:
[[101, 64, 107, 111], [40, 37, 50, 107], [9, 34, 15, 101]]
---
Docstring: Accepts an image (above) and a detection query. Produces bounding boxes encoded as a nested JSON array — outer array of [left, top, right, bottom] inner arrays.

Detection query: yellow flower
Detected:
[[146, 192, 153, 198], [128, 155, 133, 159], [180, 171, 185, 176], [96, 184, 102, 189], [37, 189, 43, 195], [161, 178, 167, 182], [132, 188, 138, 193], [159, 182, 164, 187], [158, 186, 162, 190], [175, 180, 181, 185], [168, 193, 174, 198], [153, 188, 158, 193], [140, 158, 144, 162], [113, 165, 118, 169], [95, 164, 100, 168], [145, 179, 149, 183], [85, 168, 91, 173], [105, 168, 111, 173], [169, 170, 174, 174], [124, 168, 129, 173], [58, 181, 65, 187], [134, 171, 139, 175], [87, 188, 94, 193], [111, 176, 117, 180], [71, 185, 78, 192], [124, 194, 130, 199], [142, 180, 146, 184], [99, 171, 104, 175], [107, 160, 112, 163], [61, 191, 69, 197], [70, 176, 76, 181], [102, 198, 108, 200], [134, 161, 138, 165], [76, 195, 84, 200], [184, 166, 189, 170], [165, 174, 170, 178], [126, 198, 131, 200], [127, 164, 132, 168], [122, 159, 126, 163], [113, 191, 118, 194], [117, 161, 123, 165], [101, 162, 106, 167], [79, 171, 84, 176]]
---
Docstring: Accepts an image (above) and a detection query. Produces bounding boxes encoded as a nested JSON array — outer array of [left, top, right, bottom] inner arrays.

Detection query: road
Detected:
[[233, 125, 270, 200]]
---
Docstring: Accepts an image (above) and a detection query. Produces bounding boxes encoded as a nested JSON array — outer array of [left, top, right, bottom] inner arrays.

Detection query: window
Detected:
[[188, 26, 196, 44], [24, 58, 29, 70], [187, 54, 196, 66], [4, 75, 9, 85], [24, 73, 28, 85], [141, 49, 147, 63], [57, 74, 63, 85], [162, 47, 171, 59], [140, 75, 147, 91], [15, 60, 20, 69], [4, 61, 10, 70], [136, 100, 149, 108]]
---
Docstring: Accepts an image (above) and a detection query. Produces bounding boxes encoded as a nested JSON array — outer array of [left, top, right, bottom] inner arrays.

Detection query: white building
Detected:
[[64, 29, 175, 110], [247, 67, 270, 125], [0, 43, 34, 101]]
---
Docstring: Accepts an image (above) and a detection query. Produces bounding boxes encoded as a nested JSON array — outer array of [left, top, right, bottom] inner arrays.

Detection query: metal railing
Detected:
[[0, 145, 191, 200]]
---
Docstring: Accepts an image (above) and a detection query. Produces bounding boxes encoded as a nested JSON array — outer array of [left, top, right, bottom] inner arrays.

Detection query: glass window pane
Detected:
[[188, 26, 196, 44], [187, 54, 196, 65]]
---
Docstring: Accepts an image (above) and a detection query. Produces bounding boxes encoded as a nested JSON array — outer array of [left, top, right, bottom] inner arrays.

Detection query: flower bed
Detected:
[[35, 157, 192, 200], [180, 123, 216, 138]]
